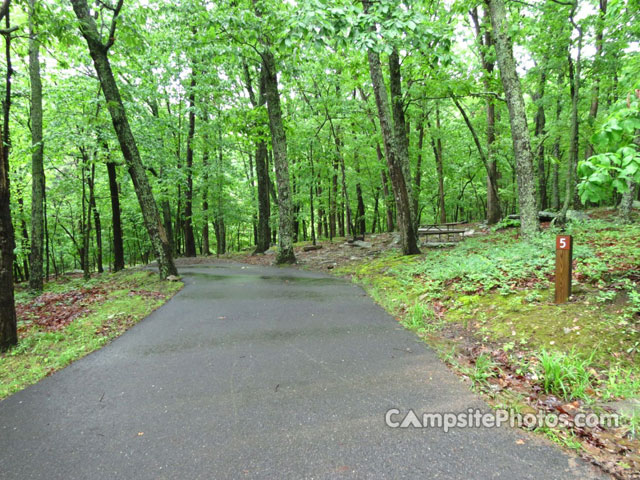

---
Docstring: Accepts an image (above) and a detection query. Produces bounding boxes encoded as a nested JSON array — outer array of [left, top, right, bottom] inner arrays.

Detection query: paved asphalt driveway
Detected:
[[0, 263, 606, 479]]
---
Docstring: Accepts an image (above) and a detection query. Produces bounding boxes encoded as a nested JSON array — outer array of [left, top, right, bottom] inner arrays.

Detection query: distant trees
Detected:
[[0, 0, 637, 350], [69, 0, 177, 278]]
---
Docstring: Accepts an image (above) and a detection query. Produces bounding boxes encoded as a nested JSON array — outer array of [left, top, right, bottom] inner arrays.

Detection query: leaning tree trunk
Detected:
[[70, 0, 177, 278], [487, 0, 539, 237], [361, 15, 419, 253], [262, 49, 296, 264], [28, 0, 45, 292]]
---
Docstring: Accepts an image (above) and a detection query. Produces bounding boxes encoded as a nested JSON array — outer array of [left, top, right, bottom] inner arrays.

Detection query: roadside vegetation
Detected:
[[0, 270, 182, 400], [334, 213, 640, 479]]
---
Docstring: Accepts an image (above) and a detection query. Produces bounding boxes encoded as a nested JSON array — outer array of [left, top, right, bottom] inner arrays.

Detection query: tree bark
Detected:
[[389, 48, 415, 224], [183, 70, 197, 257], [487, 0, 540, 237], [0, 0, 17, 351], [0, 131, 15, 350], [89, 163, 103, 273], [619, 181, 637, 223], [559, 39, 582, 223], [533, 67, 548, 210], [471, 6, 501, 224], [362, 1, 419, 254], [413, 122, 424, 220], [28, 0, 45, 291], [262, 49, 296, 264], [106, 159, 125, 271], [70, 0, 177, 278], [201, 110, 211, 256], [426, 112, 446, 224], [243, 63, 271, 254]]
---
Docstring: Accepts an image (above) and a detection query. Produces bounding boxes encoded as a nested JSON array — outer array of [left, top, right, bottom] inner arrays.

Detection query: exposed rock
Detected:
[[509, 211, 557, 221], [538, 211, 557, 222], [166, 275, 181, 282], [566, 209, 590, 222], [348, 240, 372, 248]]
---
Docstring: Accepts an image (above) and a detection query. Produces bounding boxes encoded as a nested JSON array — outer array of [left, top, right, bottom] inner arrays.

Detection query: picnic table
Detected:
[[417, 222, 467, 243]]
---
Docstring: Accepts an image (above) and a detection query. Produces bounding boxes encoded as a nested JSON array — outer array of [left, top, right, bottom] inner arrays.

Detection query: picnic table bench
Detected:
[[417, 222, 467, 243]]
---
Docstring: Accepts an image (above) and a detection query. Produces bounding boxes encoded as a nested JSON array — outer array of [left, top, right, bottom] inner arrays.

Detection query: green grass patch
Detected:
[[0, 270, 182, 400]]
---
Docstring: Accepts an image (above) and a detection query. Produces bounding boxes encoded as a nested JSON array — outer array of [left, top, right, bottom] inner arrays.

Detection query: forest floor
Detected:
[[0, 270, 183, 400], [217, 207, 640, 480]]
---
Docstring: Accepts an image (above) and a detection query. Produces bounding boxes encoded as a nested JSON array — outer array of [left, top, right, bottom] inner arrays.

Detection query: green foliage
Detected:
[[601, 367, 640, 401], [537, 349, 595, 401], [578, 96, 640, 203]]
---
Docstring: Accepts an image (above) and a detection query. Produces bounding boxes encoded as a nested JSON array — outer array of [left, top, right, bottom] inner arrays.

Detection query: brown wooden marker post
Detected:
[[555, 235, 573, 304]]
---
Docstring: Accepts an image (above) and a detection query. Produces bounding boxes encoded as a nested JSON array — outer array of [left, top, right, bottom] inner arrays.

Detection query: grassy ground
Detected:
[[333, 216, 640, 478], [1, 270, 182, 400]]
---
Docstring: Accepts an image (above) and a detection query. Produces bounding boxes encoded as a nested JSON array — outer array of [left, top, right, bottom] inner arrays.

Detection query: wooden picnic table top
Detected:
[[418, 228, 466, 235], [419, 222, 466, 229]]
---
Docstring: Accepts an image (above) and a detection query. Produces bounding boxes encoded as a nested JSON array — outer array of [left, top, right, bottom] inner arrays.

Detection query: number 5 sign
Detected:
[[555, 235, 573, 303]]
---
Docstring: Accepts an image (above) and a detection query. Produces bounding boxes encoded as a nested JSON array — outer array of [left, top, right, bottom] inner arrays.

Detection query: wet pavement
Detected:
[[0, 263, 607, 479]]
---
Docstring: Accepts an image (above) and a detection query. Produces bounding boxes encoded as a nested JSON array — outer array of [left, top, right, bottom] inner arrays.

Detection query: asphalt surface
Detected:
[[0, 263, 607, 479]]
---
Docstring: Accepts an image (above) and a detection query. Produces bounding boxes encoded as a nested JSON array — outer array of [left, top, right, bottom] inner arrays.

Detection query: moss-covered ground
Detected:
[[334, 217, 640, 478]]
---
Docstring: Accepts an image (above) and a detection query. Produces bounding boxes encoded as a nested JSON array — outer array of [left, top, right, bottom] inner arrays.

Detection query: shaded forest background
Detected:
[[1, 0, 639, 349]]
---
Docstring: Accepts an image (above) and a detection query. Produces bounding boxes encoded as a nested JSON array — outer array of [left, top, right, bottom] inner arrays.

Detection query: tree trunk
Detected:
[[183, 70, 197, 257], [362, 0, 419, 254], [487, 0, 540, 237], [533, 67, 548, 210], [0, 144, 16, 349], [242, 64, 271, 254], [70, 0, 177, 278], [0, 0, 17, 351], [28, 0, 44, 291], [413, 122, 424, 220], [389, 48, 415, 224], [89, 163, 103, 273], [619, 181, 637, 223], [201, 112, 211, 256], [262, 49, 296, 264], [106, 160, 125, 271], [559, 40, 582, 223], [471, 6, 502, 224], [17, 194, 30, 281], [426, 112, 446, 224], [378, 146, 394, 232]]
